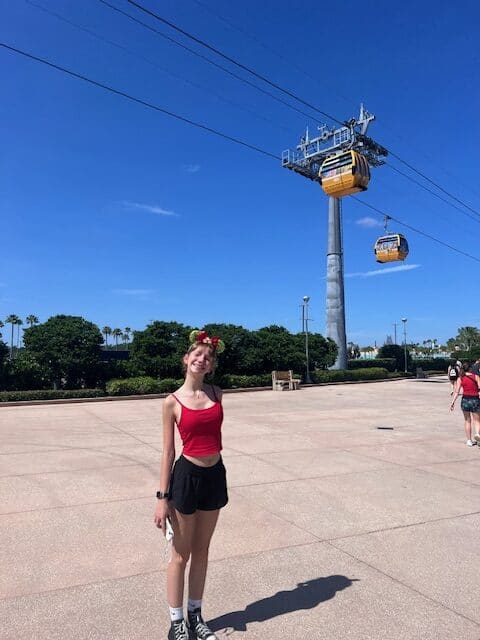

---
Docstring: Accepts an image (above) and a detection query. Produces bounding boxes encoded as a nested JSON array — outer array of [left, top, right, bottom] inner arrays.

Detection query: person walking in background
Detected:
[[447, 360, 461, 395], [154, 330, 227, 640], [450, 361, 480, 446], [470, 358, 480, 376]]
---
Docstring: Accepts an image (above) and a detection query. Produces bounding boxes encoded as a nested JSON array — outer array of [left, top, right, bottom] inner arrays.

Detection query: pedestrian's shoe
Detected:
[[168, 619, 189, 640], [188, 608, 217, 640], [474, 433, 480, 444], [466, 439, 475, 447]]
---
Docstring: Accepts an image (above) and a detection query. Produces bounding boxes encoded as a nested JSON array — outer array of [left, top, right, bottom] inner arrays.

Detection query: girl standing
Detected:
[[154, 330, 227, 640], [450, 361, 480, 446]]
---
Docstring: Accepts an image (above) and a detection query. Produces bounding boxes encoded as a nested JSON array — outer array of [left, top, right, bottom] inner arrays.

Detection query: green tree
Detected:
[[26, 315, 39, 327], [102, 326, 112, 348], [0, 339, 9, 389], [378, 343, 412, 371], [8, 351, 49, 391], [129, 321, 191, 378], [16, 318, 23, 349], [23, 315, 103, 388], [112, 328, 122, 350], [124, 327, 132, 348], [451, 326, 480, 351], [5, 314, 20, 359]]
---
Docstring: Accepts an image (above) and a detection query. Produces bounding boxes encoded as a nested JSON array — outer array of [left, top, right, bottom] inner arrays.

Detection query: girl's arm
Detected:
[[154, 396, 176, 533], [450, 377, 462, 410]]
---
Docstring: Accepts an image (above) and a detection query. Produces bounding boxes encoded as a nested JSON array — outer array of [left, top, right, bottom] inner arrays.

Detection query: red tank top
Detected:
[[461, 373, 479, 397], [172, 391, 223, 456]]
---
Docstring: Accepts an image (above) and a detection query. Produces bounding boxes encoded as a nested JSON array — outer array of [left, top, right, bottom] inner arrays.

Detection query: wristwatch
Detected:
[[156, 490, 170, 500]]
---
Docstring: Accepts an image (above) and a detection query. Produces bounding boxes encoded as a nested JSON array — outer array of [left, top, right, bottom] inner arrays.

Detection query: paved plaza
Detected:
[[0, 377, 479, 639]]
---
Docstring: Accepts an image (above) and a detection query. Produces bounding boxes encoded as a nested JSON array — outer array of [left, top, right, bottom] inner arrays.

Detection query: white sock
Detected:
[[188, 598, 202, 613], [169, 606, 184, 622]]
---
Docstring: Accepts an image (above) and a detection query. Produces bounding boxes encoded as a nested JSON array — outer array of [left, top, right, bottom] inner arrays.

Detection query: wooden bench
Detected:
[[272, 370, 301, 391]]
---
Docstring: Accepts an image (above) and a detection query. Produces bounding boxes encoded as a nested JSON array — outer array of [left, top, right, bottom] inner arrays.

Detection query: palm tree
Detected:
[[122, 332, 129, 348], [124, 327, 131, 349], [16, 318, 23, 348], [26, 315, 39, 327], [5, 315, 20, 358], [102, 326, 112, 348], [0, 320, 4, 339], [112, 328, 122, 350]]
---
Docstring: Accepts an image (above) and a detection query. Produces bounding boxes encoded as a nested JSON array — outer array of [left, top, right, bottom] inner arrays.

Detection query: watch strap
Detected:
[[156, 490, 170, 500]]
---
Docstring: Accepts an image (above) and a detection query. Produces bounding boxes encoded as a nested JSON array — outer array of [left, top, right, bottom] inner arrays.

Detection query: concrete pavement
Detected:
[[0, 377, 479, 639]]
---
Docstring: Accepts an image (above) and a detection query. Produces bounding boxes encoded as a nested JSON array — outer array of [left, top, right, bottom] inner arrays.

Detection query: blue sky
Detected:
[[1, 0, 479, 347]]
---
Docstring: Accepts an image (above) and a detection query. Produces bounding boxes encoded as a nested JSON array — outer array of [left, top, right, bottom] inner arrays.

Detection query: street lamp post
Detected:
[[302, 296, 312, 383], [401, 318, 408, 373]]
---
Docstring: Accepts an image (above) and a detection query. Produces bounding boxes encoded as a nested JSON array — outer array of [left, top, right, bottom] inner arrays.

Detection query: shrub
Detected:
[[412, 358, 450, 371], [216, 373, 272, 389], [0, 389, 105, 402], [449, 349, 480, 363], [106, 377, 163, 396], [312, 368, 390, 383], [348, 358, 396, 372]]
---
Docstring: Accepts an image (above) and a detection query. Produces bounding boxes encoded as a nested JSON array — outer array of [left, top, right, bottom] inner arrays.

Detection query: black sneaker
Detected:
[[168, 619, 189, 640], [187, 609, 217, 640]]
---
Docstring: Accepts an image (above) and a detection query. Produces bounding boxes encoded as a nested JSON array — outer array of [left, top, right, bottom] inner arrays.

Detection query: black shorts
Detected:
[[169, 455, 228, 515]]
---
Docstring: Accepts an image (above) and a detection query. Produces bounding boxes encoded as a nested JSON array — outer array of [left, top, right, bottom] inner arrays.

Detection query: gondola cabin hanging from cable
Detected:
[[319, 150, 370, 198], [374, 217, 409, 263]]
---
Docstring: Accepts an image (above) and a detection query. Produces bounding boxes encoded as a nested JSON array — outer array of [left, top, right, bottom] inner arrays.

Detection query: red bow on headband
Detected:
[[196, 331, 219, 347]]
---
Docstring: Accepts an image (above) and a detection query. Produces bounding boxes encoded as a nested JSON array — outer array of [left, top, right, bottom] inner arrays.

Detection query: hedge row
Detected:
[[106, 377, 184, 396], [312, 367, 393, 382], [216, 373, 272, 388], [0, 369, 401, 402], [0, 389, 105, 402], [348, 358, 396, 371], [350, 357, 452, 372]]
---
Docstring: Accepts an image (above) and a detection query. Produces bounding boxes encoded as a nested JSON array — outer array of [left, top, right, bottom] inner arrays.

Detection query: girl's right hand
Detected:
[[154, 499, 170, 535]]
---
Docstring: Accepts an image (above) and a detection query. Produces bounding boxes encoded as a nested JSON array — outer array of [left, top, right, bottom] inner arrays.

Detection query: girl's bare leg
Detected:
[[472, 412, 480, 437], [188, 509, 220, 600], [463, 411, 473, 441], [167, 510, 195, 607]]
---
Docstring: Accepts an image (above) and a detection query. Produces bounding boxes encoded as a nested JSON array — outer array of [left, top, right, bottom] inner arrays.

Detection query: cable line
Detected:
[[127, 0, 480, 220], [127, 0, 344, 125], [190, 0, 356, 110], [97, 0, 317, 123], [385, 161, 480, 224], [388, 150, 480, 219], [26, 0, 296, 135], [0, 41, 280, 160], [1, 40, 477, 264]]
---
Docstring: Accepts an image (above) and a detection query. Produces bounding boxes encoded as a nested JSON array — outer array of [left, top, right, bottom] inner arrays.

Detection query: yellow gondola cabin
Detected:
[[374, 234, 409, 263], [319, 150, 370, 198]]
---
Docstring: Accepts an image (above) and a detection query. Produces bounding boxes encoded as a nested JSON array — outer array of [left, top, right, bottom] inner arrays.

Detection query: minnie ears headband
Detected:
[[189, 330, 225, 354]]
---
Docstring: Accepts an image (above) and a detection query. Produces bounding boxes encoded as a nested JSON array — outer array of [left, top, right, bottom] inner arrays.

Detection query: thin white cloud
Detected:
[[345, 264, 421, 278], [112, 289, 154, 296], [183, 164, 200, 174], [122, 201, 178, 216], [355, 216, 383, 228]]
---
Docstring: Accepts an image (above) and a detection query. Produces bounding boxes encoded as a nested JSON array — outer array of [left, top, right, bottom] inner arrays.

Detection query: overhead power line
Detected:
[[126, 0, 480, 220], [1, 40, 478, 264]]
